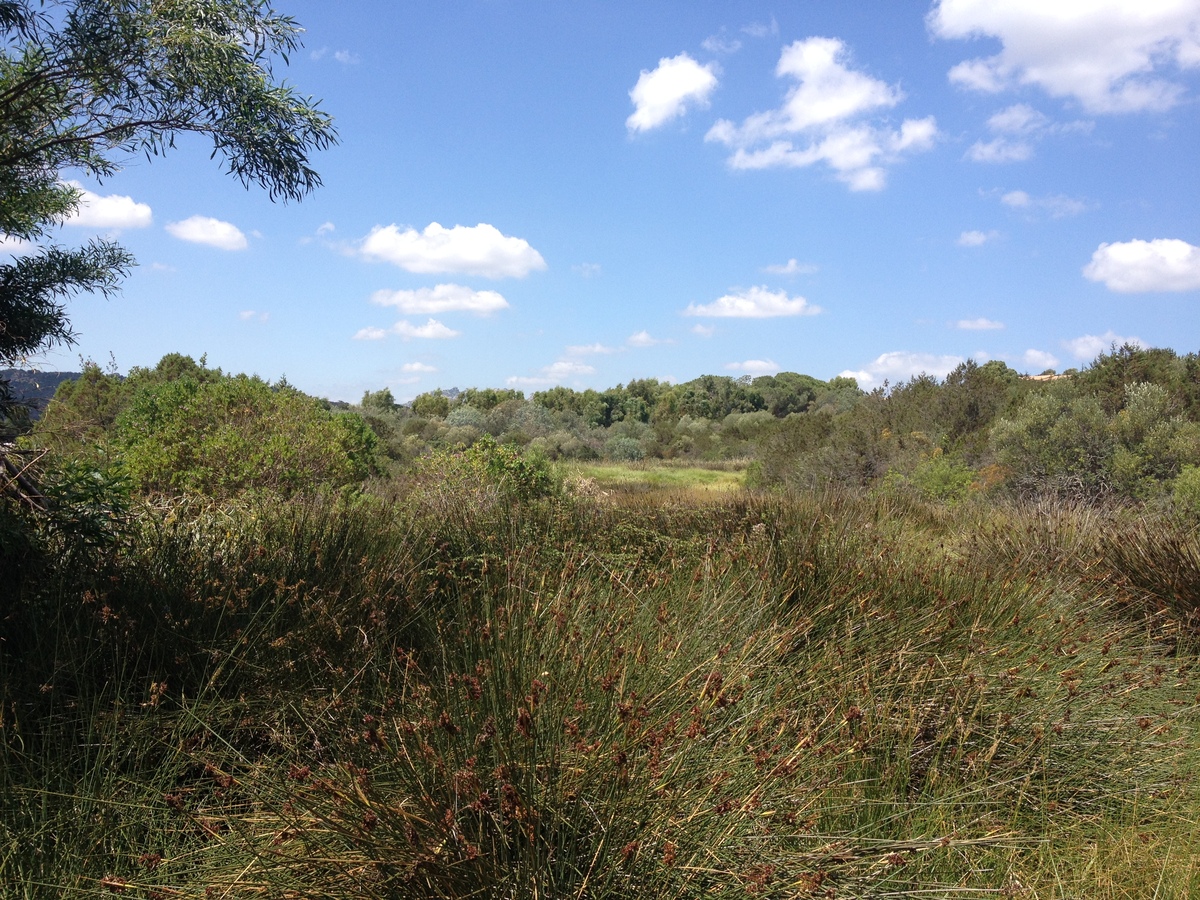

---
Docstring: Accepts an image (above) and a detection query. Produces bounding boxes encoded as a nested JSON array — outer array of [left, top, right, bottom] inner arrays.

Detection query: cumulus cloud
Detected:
[[839, 350, 964, 390], [957, 230, 999, 247], [626, 53, 719, 132], [402, 362, 437, 373], [355, 319, 461, 341], [930, 0, 1200, 114], [1083, 238, 1200, 293], [1022, 348, 1059, 371], [763, 258, 819, 275], [507, 359, 596, 388], [360, 222, 546, 279], [317, 221, 336, 236], [166, 215, 248, 250], [692, 324, 716, 338], [725, 359, 780, 375], [956, 317, 1004, 330], [63, 182, 152, 229], [705, 37, 937, 190], [370, 283, 509, 315], [627, 330, 668, 347], [1064, 331, 1145, 361], [684, 286, 821, 318], [238, 310, 269, 323], [572, 262, 602, 278]]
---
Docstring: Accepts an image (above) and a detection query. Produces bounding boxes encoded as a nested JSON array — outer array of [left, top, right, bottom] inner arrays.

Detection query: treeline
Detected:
[[16, 343, 1200, 510]]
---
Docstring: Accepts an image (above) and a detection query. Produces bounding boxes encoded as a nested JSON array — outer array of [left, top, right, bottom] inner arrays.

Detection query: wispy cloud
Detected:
[[506, 359, 596, 388], [955, 317, 1004, 331], [354, 318, 461, 341], [627, 330, 669, 347], [763, 258, 818, 275], [371, 284, 509, 315], [957, 230, 1000, 247]]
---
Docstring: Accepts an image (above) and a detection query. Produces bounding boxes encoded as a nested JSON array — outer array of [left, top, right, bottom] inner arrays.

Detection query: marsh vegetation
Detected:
[[2, 345, 1199, 897]]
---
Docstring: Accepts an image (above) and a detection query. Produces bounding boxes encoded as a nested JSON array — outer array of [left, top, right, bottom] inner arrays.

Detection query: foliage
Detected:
[[112, 373, 377, 498], [0, 0, 334, 414], [3, 487, 1199, 896]]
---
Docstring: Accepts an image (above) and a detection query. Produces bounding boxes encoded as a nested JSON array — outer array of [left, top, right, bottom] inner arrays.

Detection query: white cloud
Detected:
[[238, 310, 269, 323], [684, 285, 821, 318], [63, 182, 152, 229], [999, 189, 1088, 218], [956, 317, 1004, 330], [565, 342, 617, 355], [930, 0, 1200, 113], [333, 50, 359, 65], [692, 323, 716, 338], [370, 283, 509, 316], [356, 319, 461, 341], [1022, 349, 1060, 371], [957, 229, 999, 247], [705, 38, 937, 190], [360, 222, 546, 279], [1064, 331, 1145, 361], [967, 137, 1032, 163], [166, 215, 248, 250], [572, 262, 602, 278], [402, 362, 437, 373], [725, 359, 780, 375], [507, 358, 596, 388], [626, 53, 719, 132], [965, 103, 1091, 163], [0, 234, 36, 256], [1083, 238, 1200, 293], [627, 330, 668, 347], [395, 319, 460, 340], [763, 258, 818, 275], [838, 350, 964, 390], [702, 33, 742, 55], [742, 19, 780, 39], [317, 221, 336, 236]]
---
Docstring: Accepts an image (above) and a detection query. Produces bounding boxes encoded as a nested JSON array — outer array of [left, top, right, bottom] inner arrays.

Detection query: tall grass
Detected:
[[1, 487, 1197, 897]]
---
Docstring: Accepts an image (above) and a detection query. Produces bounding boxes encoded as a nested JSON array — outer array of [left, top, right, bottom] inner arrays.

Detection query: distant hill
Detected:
[[1, 369, 80, 418]]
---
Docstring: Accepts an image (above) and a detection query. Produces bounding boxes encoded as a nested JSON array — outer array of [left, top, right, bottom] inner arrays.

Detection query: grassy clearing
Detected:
[[1, 487, 1198, 897], [567, 460, 745, 497]]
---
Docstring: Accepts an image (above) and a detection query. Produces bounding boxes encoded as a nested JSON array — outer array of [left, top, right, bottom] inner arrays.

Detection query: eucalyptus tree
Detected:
[[0, 0, 335, 417]]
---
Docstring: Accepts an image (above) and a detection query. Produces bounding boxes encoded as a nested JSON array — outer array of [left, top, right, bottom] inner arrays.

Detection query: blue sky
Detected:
[[11, 0, 1200, 400]]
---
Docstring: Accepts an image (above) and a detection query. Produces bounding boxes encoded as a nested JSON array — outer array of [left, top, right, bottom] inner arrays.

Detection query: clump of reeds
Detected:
[[2, 486, 1198, 897]]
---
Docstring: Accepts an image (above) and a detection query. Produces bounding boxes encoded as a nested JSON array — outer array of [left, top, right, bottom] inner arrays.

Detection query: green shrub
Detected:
[[114, 375, 377, 498]]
